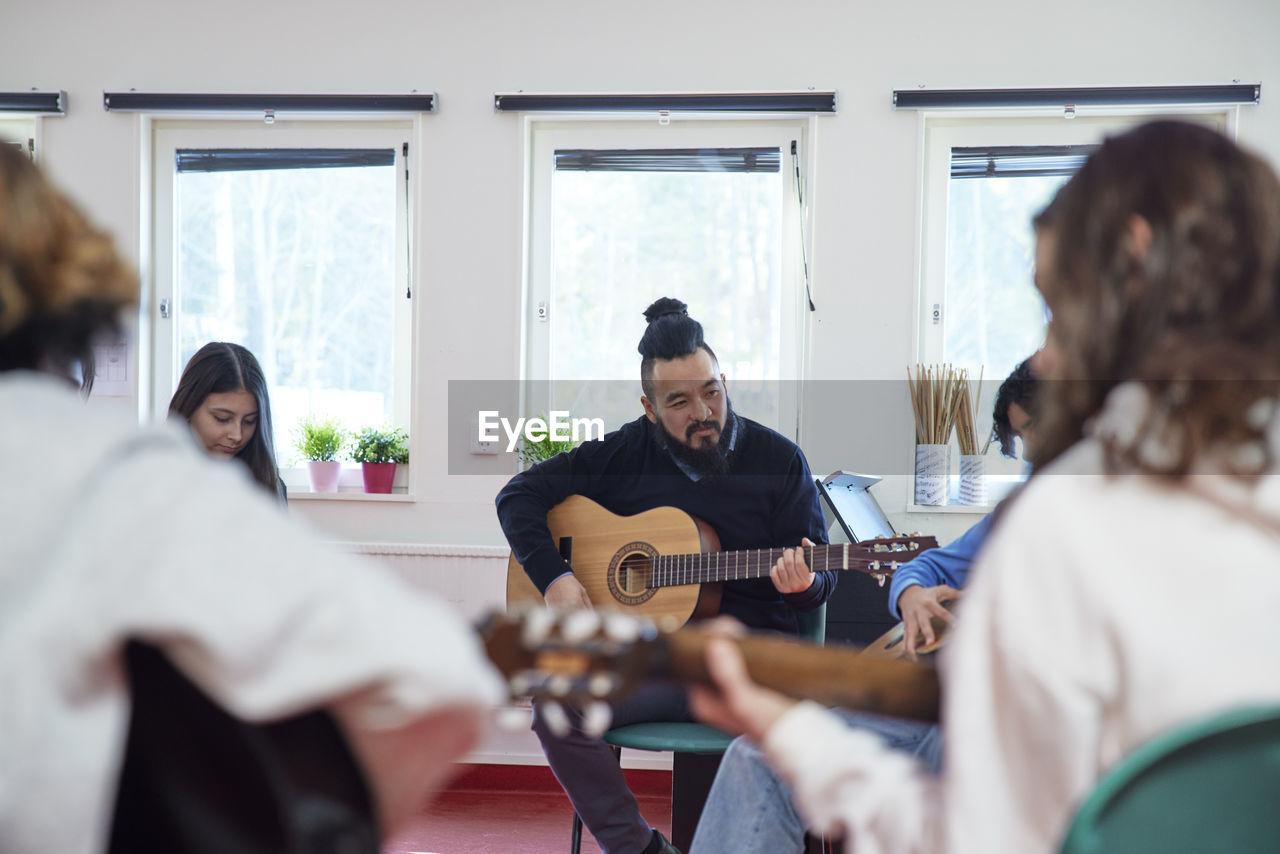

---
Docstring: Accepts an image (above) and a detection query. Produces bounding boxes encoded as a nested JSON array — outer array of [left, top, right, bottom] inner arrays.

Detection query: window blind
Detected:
[[553, 147, 780, 173], [895, 84, 1259, 110], [950, 145, 1097, 179], [175, 148, 395, 173]]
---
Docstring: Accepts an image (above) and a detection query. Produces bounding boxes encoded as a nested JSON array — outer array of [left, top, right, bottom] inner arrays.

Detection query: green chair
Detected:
[[570, 604, 826, 854], [1059, 704, 1280, 854]]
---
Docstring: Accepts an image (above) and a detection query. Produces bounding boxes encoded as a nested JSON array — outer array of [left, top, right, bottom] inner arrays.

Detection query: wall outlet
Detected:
[[469, 413, 501, 455]]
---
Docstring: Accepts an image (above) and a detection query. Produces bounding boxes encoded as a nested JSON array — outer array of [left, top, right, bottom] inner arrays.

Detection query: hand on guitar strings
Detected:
[[688, 637, 798, 744], [896, 584, 960, 661], [544, 573, 593, 610], [769, 537, 817, 594]]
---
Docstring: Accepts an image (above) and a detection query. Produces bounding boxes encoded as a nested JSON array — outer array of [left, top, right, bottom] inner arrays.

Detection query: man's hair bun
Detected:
[[642, 297, 688, 325]]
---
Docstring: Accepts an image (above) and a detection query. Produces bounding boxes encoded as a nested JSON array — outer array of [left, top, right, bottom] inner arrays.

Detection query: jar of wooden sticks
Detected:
[[907, 364, 963, 506], [954, 367, 986, 505]]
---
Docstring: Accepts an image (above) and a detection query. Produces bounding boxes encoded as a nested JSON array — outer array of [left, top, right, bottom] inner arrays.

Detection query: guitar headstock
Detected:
[[840, 534, 940, 574], [478, 608, 665, 736]]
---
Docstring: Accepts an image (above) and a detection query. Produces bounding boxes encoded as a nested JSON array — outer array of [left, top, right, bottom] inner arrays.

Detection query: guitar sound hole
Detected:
[[618, 553, 653, 595]]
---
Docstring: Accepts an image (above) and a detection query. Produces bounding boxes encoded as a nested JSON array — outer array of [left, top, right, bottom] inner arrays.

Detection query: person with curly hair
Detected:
[[0, 145, 500, 853], [691, 121, 1280, 853]]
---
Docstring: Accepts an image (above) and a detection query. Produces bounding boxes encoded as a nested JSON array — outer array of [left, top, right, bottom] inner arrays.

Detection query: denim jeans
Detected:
[[532, 682, 692, 854], [688, 709, 942, 854]]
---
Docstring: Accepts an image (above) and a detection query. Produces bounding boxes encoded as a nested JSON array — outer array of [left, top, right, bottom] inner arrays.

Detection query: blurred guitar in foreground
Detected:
[[479, 609, 940, 737]]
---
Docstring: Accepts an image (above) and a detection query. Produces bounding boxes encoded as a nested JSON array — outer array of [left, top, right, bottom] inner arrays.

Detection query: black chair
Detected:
[[108, 640, 380, 854]]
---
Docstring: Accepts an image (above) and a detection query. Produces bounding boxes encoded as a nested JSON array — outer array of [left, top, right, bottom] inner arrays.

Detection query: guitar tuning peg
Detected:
[[588, 672, 618, 698], [496, 706, 531, 732], [508, 674, 531, 696], [561, 609, 603, 643], [581, 701, 614, 739], [538, 701, 571, 738], [876, 574, 886, 588], [547, 674, 573, 698], [603, 612, 641, 643], [522, 608, 555, 648], [868, 560, 880, 571]]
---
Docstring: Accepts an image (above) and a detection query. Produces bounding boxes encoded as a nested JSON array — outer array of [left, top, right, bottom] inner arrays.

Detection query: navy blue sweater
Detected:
[[495, 414, 834, 634]]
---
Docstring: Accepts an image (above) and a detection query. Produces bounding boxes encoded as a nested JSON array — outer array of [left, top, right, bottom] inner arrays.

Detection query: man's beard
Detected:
[[653, 401, 735, 478]]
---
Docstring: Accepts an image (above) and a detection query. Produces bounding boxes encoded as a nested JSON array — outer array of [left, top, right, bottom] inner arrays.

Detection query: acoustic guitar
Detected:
[[506, 495, 939, 628], [862, 598, 957, 660], [479, 609, 941, 726]]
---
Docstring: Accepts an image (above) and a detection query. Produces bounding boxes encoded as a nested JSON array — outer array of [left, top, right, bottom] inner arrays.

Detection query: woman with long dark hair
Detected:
[[169, 341, 285, 502]]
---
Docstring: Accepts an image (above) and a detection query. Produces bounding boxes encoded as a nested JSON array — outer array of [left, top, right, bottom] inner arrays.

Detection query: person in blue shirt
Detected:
[[890, 357, 1036, 659], [496, 297, 836, 854], [688, 358, 1038, 854]]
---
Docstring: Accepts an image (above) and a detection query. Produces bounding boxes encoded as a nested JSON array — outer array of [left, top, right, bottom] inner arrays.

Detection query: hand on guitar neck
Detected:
[[769, 537, 817, 594], [688, 637, 800, 744]]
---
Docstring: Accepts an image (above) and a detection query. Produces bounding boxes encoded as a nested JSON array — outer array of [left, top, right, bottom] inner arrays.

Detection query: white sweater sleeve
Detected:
[[760, 478, 1114, 854], [764, 702, 943, 854]]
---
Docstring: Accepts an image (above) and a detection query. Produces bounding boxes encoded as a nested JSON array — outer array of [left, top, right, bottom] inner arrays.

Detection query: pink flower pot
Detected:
[[307, 460, 341, 493], [361, 462, 396, 493]]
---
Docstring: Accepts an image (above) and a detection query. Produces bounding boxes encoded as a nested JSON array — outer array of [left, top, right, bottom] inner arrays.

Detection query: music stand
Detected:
[[816, 471, 896, 543]]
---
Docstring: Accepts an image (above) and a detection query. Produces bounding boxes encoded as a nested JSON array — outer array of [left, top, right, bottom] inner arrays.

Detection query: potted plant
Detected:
[[516, 413, 580, 469], [294, 415, 346, 493], [350, 426, 409, 493]]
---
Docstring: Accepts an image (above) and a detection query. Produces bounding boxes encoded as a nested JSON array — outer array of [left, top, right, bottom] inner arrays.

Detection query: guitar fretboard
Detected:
[[649, 543, 918, 588]]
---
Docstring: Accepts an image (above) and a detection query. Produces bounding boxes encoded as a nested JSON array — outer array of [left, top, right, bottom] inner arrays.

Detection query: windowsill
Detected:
[[905, 503, 995, 514], [290, 490, 414, 502], [282, 463, 411, 501]]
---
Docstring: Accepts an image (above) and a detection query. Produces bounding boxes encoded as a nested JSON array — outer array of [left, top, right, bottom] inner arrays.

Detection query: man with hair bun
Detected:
[[497, 297, 835, 854]]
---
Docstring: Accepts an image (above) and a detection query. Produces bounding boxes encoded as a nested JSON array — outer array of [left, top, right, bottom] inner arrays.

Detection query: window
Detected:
[[918, 111, 1230, 459], [150, 121, 413, 486], [525, 119, 809, 437], [0, 117, 35, 159]]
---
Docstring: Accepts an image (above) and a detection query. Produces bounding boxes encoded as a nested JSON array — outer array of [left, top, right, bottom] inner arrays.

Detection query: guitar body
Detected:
[[861, 599, 956, 660], [506, 496, 723, 626]]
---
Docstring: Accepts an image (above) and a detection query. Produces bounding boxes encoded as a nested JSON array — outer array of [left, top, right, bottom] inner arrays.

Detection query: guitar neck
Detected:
[[478, 612, 941, 724], [657, 628, 939, 722], [651, 543, 909, 587]]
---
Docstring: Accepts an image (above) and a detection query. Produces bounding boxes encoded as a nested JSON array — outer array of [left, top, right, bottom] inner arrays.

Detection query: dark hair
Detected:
[[991, 358, 1038, 458], [1032, 186, 1063, 232], [0, 145, 136, 382], [169, 342, 281, 496], [1034, 120, 1280, 477], [638, 297, 719, 400]]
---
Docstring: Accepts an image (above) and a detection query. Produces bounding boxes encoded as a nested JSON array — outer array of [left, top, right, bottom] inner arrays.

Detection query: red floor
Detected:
[[384, 763, 673, 854]]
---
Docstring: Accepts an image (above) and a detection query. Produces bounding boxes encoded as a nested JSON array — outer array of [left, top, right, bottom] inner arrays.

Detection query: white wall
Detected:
[[4, 0, 1278, 552]]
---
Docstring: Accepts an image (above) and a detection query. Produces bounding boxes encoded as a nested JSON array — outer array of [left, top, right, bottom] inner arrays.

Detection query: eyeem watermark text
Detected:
[[478, 410, 605, 452]]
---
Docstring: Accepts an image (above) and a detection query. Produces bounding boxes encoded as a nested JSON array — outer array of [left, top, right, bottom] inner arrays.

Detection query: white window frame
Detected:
[[916, 107, 1235, 367], [522, 116, 814, 441], [148, 118, 418, 495], [0, 116, 39, 160], [911, 106, 1235, 510]]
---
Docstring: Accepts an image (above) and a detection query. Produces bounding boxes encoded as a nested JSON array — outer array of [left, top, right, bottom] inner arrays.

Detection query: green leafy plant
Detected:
[[293, 414, 346, 462], [516, 413, 579, 467], [350, 426, 409, 465]]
